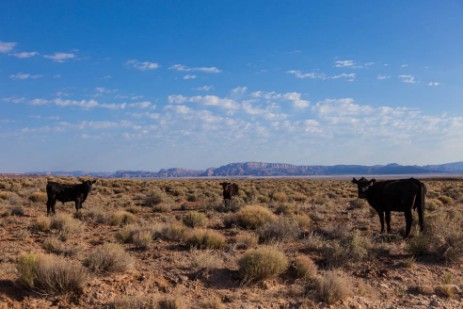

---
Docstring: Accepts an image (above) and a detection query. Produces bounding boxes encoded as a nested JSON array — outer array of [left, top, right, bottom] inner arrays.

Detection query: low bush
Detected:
[[238, 246, 288, 283], [316, 270, 352, 305], [185, 229, 226, 249], [109, 211, 137, 226], [84, 243, 134, 274], [292, 255, 318, 280], [17, 253, 87, 295], [182, 211, 209, 228], [29, 191, 48, 203], [225, 205, 276, 229], [31, 215, 51, 232], [257, 217, 301, 243]]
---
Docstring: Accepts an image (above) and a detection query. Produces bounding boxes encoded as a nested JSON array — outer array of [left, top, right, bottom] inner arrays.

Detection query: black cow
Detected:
[[46, 180, 96, 216], [220, 182, 239, 204], [352, 177, 426, 238]]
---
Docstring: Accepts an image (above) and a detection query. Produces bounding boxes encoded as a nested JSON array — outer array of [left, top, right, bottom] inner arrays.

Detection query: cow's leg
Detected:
[[385, 211, 391, 233], [75, 199, 81, 212], [47, 199, 56, 216], [378, 211, 385, 233], [404, 210, 413, 238]]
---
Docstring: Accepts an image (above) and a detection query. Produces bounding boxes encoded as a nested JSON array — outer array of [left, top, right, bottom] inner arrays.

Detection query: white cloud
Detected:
[[13, 51, 39, 58], [287, 70, 355, 81], [195, 85, 214, 91], [170, 64, 221, 73], [377, 74, 390, 80], [183, 74, 197, 80], [251, 91, 310, 108], [126, 59, 160, 71], [54, 98, 99, 109], [10, 73, 44, 80], [0, 41, 16, 53], [428, 82, 441, 87], [398, 74, 417, 84], [168, 95, 239, 110], [44, 52, 76, 62], [334, 60, 355, 68], [129, 101, 153, 109]]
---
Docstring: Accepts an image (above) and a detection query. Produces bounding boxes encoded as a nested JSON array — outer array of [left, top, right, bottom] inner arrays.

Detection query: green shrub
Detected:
[[17, 253, 87, 295], [238, 246, 288, 283]]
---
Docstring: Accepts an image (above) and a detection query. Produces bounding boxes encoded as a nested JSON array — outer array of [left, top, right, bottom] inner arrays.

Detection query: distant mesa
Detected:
[[16, 161, 463, 178]]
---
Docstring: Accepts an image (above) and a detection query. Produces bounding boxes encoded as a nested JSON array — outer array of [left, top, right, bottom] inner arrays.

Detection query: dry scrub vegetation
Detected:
[[0, 176, 462, 308]]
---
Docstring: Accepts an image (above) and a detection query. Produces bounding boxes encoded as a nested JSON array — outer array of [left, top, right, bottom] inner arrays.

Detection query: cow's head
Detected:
[[220, 182, 230, 190], [81, 179, 97, 192], [352, 177, 375, 199]]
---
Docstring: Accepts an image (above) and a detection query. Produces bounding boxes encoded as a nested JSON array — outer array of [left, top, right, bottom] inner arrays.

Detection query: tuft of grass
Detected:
[[272, 191, 288, 203], [238, 246, 288, 283], [143, 190, 164, 207], [182, 211, 209, 228], [116, 225, 153, 249], [17, 253, 87, 295], [84, 243, 134, 274], [316, 270, 353, 305], [112, 294, 158, 309], [225, 205, 276, 230], [185, 229, 226, 249], [235, 231, 259, 249], [257, 217, 301, 243], [292, 255, 318, 280], [42, 237, 66, 255], [29, 191, 48, 203], [50, 213, 81, 241], [109, 211, 137, 226], [31, 215, 51, 232]]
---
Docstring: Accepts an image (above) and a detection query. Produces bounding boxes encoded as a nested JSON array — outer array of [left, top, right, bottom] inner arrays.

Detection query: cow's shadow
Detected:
[[0, 279, 26, 301]]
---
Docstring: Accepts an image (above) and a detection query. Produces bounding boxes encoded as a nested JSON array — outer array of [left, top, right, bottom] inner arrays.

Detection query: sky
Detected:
[[1, 0, 463, 173]]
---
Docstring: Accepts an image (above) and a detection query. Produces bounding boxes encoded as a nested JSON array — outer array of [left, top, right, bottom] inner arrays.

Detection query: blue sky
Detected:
[[1, 0, 463, 172]]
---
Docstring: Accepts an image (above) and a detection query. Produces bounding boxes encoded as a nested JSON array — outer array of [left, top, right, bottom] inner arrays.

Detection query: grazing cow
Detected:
[[220, 182, 239, 204], [352, 177, 426, 238], [46, 180, 96, 216]]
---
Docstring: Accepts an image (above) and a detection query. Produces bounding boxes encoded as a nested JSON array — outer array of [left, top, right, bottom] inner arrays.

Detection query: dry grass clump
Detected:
[[185, 229, 226, 249], [84, 243, 134, 274], [109, 210, 137, 226], [142, 189, 164, 207], [191, 249, 223, 279], [182, 211, 209, 228], [116, 225, 153, 249], [199, 296, 224, 309], [0, 191, 10, 200], [238, 246, 288, 283], [31, 215, 51, 232], [155, 223, 188, 241], [292, 255, 318, 280], [158, 295, 184, 309], [257, 217, 301, 243], [235, 231, 259, 249], [17, 253, 87, 295], [50, 213, 81, 241], [225, 205, 276, 229], [319, 231, 371, 267], [111, 294, 158, 309], [42, 237, 66, 254], [272, 191, 288, 202], [407, 213, 463, 264], [315, 270, 353, 305], [29, 191, 48, 203]]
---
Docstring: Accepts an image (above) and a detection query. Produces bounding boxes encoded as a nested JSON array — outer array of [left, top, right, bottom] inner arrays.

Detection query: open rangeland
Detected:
[[0, 177, 462, 308]]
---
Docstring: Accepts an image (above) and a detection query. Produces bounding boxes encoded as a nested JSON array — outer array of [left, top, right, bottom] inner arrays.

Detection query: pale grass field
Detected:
[[0, 176, 462, 308]]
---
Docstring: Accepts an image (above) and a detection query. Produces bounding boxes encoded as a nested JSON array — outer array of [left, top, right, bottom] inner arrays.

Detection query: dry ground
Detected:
[[0, 177, 462, 308]]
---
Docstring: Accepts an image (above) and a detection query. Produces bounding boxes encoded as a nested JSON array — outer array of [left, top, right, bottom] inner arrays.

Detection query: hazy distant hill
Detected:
[[25, 161, 463, 178]]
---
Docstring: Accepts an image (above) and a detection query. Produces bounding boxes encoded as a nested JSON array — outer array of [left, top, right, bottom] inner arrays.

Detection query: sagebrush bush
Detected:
[[225, 205, 276, 229], [235, 231, 259, 249], [257, 217, 301, 243], [182, 211, 209, 228], [109, 211, 137, 226], [84, 243, 134, 274], [50, 213, 81, 241], [272, 191, 288, 202], [42, 237, 66, 255], [31, 215, 51, 232], [293, 255, 318, 280], [185, 229, 226, 249], [316, 270, 352, 305], [238, 246, 288, 283], [143, 190, 164, 207], [17, 253, 87, 295], [155, 223, 187, 241], [116, 225, 153, 249], [29, 191, 48, 203], [112, 294, 158, 309]]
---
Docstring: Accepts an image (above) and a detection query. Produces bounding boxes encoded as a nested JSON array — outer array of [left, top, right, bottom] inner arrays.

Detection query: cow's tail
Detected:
[[414, 181, 426, 232]]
